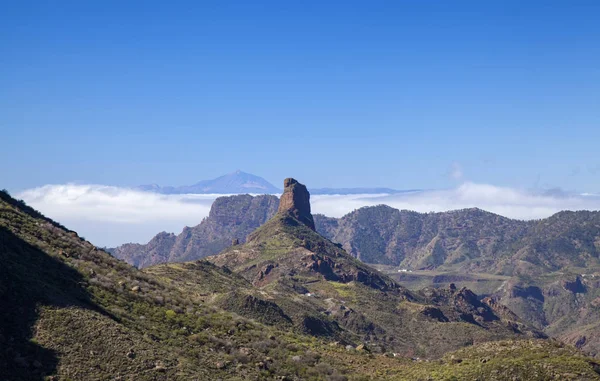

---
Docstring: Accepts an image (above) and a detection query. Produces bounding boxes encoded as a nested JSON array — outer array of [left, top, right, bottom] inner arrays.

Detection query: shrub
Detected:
[[165, 309, 177, 320]]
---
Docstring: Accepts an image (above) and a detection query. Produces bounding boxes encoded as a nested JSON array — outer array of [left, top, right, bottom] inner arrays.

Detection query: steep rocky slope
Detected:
[[0, 189, 396, 380], [112, 194, 279, 267], [494, 271, 600, 357], [313, 205, 600, 356]]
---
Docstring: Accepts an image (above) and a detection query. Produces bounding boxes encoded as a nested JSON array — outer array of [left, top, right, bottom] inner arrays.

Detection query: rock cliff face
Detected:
[[277, 178, 315, 230], [113, 179, 316, 268], [111, 194, 279, 267]]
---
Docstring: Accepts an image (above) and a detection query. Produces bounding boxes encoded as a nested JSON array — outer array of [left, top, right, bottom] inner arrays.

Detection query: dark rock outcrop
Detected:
[[509, 284, 545, 302], [300, 252, 396, 291], [278, 178, 315, 230], [422, 286, 501, 323], [421, 307, 449, 322], [562, 276, 586, 294], [301, 315, 340, 337], [220, 294, 292, 326]]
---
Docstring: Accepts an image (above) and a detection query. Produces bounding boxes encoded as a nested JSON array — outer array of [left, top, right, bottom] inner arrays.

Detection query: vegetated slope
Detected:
[[111, 194, 279, 267], [2, 189, 600, 380], [397, 339, 600, 381], [496, 210, 600, 275], [0, 190, 394, 380], [200, 179, 546, 359], [314, 205, 600, 357], [314, 205, 600, 275]]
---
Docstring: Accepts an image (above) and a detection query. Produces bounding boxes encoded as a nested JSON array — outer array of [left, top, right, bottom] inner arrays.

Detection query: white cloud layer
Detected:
[[18, 184, 219, 247], [311, 183, 600, 220], [17, 182, 600, 248]]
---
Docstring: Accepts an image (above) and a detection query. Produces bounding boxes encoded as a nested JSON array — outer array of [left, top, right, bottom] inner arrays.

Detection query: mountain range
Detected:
[[5, 181, 596, 380], [314, 206, 600, 275], [111, 190, 600, 360], [136, 170, 416, 195], [113, 195, 600, 277]]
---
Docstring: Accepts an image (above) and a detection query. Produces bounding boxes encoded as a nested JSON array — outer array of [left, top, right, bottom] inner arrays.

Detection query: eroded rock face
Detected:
[[278, 178, 315, 230], [300, 253, 396, 291]]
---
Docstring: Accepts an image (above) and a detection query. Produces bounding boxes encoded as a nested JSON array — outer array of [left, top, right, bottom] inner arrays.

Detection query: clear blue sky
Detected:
[[2, 1, 599, 192]]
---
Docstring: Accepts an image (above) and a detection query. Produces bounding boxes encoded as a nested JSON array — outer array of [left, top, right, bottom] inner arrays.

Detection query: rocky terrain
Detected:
[[4, 184, 598, 380], [111, 186, 600, 362], [495, 271, 600, 357], [314, 205, 600, 275], [313, 205, 600, 357], [111, 194, 279, 267], [201, 179, 545, 358]]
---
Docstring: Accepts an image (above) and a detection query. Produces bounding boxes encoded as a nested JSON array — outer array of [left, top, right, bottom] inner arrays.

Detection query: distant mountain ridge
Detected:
[[314, 206, 600, 276], [113, 195, 600, 275], [137, 170, 415, 195]]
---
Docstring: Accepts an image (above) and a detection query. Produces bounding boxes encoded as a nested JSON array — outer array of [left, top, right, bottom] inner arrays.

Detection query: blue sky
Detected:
[[2, 1, 600, 192]]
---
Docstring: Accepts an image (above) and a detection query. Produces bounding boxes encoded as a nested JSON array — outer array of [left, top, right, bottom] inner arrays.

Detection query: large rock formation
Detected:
[[110, 194, 279, 267], [277, 178, 315, 230]]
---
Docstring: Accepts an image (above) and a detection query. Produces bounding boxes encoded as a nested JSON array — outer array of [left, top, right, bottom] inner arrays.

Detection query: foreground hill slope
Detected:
[[0, 190, 405, 380], [3, 187, 600, 380]]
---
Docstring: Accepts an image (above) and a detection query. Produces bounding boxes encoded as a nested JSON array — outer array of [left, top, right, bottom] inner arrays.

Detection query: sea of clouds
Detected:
[[18, 183, 600, 248]]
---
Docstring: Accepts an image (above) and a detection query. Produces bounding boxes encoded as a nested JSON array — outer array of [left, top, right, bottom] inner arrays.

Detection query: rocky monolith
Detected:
[[277, 178, 315, 230]]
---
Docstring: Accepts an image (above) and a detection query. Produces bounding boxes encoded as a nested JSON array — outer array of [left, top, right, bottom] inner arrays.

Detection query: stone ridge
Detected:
[[277, 178, 315, 230]]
